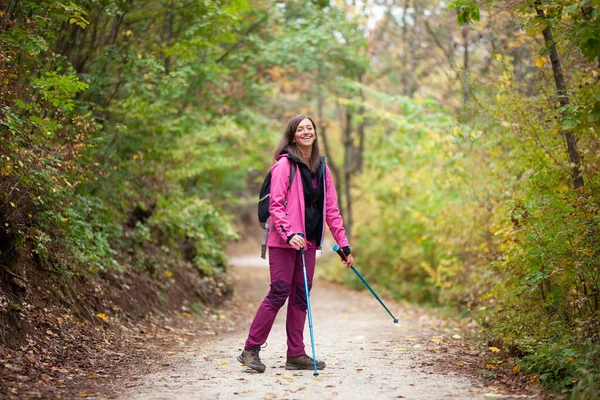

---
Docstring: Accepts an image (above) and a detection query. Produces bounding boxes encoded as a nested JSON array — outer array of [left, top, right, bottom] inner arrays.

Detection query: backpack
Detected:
[[258, 158, 296, 259]]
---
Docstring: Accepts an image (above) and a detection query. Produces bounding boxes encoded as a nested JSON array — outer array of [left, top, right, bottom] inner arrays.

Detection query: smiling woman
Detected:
[[237, 114, 354, 373], [273, 115, 322, 174]]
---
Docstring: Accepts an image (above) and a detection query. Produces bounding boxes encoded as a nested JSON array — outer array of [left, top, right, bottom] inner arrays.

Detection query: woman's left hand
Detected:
[[344, 254, 354, 268]]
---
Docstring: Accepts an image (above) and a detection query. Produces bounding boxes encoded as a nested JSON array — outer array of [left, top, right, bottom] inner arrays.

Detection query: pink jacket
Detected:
[[267, 155, 350, 250]]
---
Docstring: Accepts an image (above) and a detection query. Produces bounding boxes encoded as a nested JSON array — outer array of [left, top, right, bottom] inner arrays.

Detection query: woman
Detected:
[[238, 114, 354, 373]]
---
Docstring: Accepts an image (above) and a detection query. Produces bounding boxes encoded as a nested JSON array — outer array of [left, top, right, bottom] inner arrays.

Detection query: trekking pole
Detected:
[[298, 233, 319, 377], [333, 245, 399, 324]]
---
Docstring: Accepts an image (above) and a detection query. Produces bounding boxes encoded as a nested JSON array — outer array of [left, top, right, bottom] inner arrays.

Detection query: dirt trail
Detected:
[[116, 257, 541, 400]]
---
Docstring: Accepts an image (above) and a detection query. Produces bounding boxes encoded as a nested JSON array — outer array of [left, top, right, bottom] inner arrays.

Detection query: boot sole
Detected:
[[237, 355, 266, 373]]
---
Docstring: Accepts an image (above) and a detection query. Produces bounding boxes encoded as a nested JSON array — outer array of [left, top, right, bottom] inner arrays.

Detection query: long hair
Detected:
[[273, 115, 322, 173]]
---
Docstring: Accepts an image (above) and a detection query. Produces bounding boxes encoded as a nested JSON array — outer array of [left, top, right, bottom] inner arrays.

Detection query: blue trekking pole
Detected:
[[333, 245, 399, 324], [299, 233, 319, 377]]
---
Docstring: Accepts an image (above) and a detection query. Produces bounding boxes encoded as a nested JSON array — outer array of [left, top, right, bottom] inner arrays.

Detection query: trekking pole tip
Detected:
[[313, 372, 319, 377], [394, 318, 399, 324]]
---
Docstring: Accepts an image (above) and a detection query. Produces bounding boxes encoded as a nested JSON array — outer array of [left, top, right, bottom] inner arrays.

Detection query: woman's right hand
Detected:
[[344, 254, 354, 268], [288, 234, 306, 249]]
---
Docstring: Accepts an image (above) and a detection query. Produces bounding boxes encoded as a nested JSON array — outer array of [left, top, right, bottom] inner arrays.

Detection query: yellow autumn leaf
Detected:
[[513, 364, 521, 374], [95, 313, 109, 322], [566, 356, 574, 362], [535, 56, 547, 68], [164, 271, 173, 278], [485, 364, 496, 370], [488, 346, 501, 353], [220, 361, 228, 365], [284, 375, 294, 382], [393, 347, 406, 352]]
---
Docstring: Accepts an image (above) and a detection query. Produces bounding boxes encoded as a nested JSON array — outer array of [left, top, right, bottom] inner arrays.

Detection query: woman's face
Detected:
[[293, 118, 316, 150]]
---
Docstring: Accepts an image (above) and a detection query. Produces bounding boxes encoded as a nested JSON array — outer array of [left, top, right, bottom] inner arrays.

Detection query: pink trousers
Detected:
[[244, 242, 316, 357]]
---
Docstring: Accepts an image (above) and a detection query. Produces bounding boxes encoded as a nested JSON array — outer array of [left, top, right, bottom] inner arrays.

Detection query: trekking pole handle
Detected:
[[333, 245, 348, 262], [298, 233, 305, 255]]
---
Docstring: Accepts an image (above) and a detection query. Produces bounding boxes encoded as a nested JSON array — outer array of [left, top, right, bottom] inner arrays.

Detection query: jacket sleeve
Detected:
[[324, 164, 350, 248], [270, 158, 295, 243]]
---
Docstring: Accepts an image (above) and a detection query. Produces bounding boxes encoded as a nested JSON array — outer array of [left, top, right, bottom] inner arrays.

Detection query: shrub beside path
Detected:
[[116, 257, 545, 399]]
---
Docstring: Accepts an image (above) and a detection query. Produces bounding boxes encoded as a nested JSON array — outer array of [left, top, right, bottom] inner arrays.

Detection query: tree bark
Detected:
[[535, 6, 584, 189], [356, 75, 367, 173], [317, 94, 344, 220], [461, 25, 470, 105], [401, 0, 410, 96], [163, 0, 175, 73], [343, 109, 353, 238]]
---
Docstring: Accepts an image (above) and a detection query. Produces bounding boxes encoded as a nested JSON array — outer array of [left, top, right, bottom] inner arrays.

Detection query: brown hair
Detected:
[[273, 114, 322, 173]]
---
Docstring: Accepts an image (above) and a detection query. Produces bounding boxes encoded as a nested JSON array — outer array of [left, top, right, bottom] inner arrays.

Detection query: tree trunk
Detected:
[[162, 0, 175, 73], [401, 0, 410, 96], [535, 6, 584, 189], [409, 0, 420, 97], [357, 75, 367, 173], [317, 94, 344, 219], [343, 110, 353, 238], [461, 25, 470, 105]]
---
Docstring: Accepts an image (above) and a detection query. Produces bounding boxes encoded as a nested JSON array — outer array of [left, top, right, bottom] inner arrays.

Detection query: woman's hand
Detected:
[[339, 253, 354, 268], [288, 234, 306, 249]]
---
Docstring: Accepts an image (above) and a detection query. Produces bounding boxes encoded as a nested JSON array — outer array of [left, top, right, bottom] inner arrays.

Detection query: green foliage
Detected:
[[31, 67, 89, 111], [150, 194, 237, 276], [449, 0, 481, 25]]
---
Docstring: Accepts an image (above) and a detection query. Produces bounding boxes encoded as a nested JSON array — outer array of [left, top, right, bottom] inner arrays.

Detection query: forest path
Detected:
[[115, 257, 539, 400]]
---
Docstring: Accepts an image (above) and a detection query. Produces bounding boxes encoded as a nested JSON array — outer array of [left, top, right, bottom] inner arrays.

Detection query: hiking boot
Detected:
[[237, 346, 266, 373], [285, 354, 326, 370]]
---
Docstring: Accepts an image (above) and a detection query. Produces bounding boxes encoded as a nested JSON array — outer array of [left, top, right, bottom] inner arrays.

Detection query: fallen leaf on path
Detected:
[[220, 361, 228, 365], [313, 377, 323, 381], [452, 334, 461, 339], [284, 375, 294, 382], [454, 363, 464, 367], [80, 393, 89, 398], [95, 313, 109, 322], [513, 364, 521, 374], [488, 347, 501, 353], [485, 364, 496, 370], [393, 347, 406, 352]]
